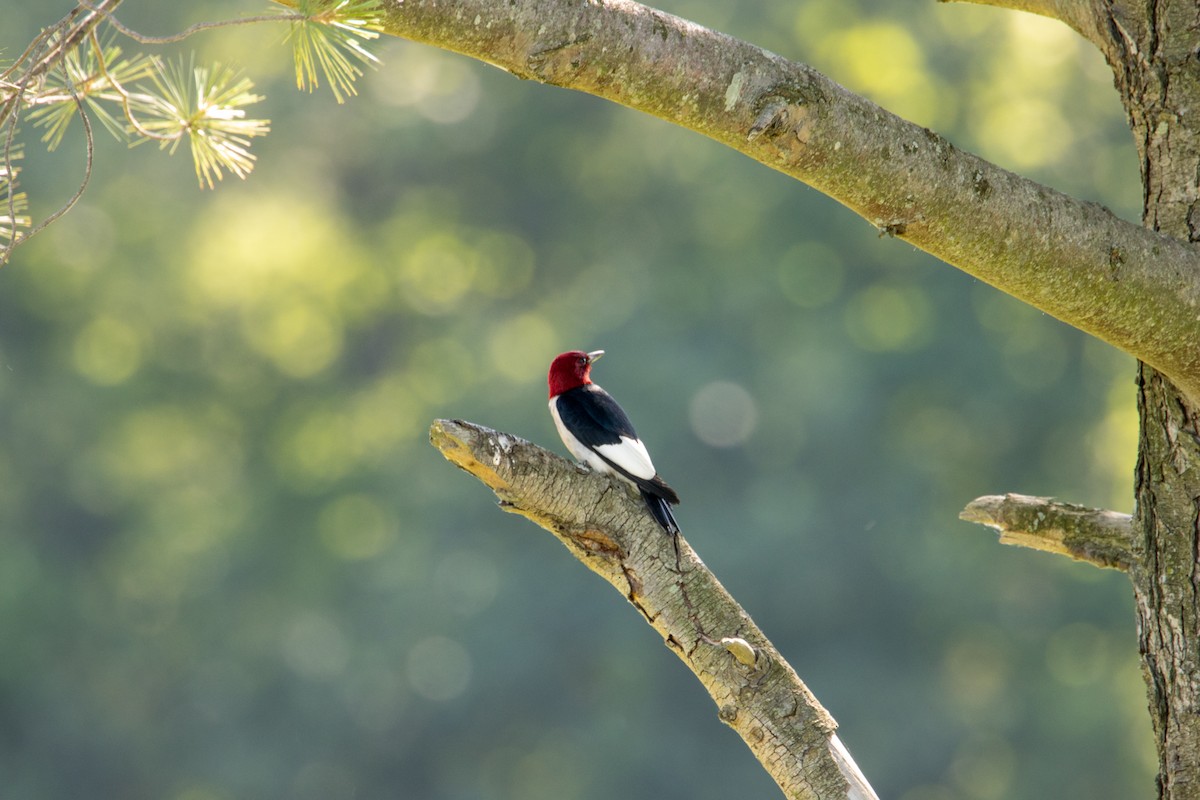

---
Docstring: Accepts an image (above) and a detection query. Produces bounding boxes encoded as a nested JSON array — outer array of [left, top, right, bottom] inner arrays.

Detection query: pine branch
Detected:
[[2, 0, 379, 262], [959, 493, 1135, 571], [0, 0, 119, 263], [430, 418, 879, 800]]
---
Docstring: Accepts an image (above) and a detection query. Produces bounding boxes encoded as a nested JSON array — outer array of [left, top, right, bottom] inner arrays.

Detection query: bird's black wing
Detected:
[[556, 385, 680, 508], [554, 384, 638, 448]]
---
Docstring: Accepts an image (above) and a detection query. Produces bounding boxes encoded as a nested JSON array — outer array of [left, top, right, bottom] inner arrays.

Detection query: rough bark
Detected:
[[430, 419, 878, 800], [1103, 4, 1200, 797], [1133, 369, 1200, 800]]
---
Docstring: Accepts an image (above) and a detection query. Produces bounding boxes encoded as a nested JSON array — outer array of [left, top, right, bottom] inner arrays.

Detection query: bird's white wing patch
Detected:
[[595, 437, 656, 481], [549, 395, 657, 481]]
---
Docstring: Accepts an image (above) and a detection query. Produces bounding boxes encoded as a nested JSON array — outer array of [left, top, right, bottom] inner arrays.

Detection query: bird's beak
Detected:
[[586, 350, 605, 363]]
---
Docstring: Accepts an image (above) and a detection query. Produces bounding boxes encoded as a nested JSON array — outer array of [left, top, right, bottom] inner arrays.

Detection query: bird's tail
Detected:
[[640, 489, 680, 537]]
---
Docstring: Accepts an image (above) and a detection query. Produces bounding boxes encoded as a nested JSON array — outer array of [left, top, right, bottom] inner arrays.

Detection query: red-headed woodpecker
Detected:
[[547, 350, 680, 536]]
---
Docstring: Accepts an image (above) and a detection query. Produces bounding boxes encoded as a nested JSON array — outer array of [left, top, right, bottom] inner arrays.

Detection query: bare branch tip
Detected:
[[958, 493, 1011, 526], [958, 492, 1135, 572], [428, 418, 485, 470]]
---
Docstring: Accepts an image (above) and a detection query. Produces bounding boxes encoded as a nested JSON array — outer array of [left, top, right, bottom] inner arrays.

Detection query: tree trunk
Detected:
[[1134, 367, 1200, 799], [1097, 4, 1200, 796]]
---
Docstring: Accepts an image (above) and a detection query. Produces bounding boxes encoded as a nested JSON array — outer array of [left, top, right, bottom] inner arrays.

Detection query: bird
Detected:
[[547, 349, 680, 537]]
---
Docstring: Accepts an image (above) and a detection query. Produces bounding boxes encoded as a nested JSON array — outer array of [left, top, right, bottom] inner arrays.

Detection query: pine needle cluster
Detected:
[[0, 0, 383, 263]]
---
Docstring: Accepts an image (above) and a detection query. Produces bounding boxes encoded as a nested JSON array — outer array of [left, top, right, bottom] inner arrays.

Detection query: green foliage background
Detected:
[[1, 1, 1151, 798]]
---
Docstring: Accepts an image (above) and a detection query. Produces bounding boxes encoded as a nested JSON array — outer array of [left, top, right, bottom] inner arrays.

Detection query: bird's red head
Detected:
[[548, 349, 604, 398]]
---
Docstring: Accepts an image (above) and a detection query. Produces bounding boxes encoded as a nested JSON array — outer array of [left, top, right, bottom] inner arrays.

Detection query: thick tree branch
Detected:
[[327, 0, 1200, 400], [960, 493, 1135, 570], [430, 419, 878, 800]]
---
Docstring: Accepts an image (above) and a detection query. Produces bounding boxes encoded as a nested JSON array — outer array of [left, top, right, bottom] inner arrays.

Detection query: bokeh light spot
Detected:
[[942, 631, 1010, 715], [898, 785, 957, 800], [976, 97, 1070, 170], [172, 787, 231, 800], [349, 376, 424, 459], [1046, 623, 1110, 686], [99, 405, 240, 494], [844, 284, 933, 352], [398, 233, 478, 315], [509, 737, 588, 800], [949, 736, 1016, 800], [777, 242, 844, 308], [343, 662, 408, 733], [434, 550, 500, 616], [291, 760, 357, 800], [243, 299, 342, 378], [474, 231, 535, 298], [1088, 373, 1138, 509], [73, 316, 143, 385], [488, 314, 557, 382], [50, 203, 115, 271], [973, 288, 1069, 388], [826, 23, 924, 95], [317, 493, 396, 560], [1007, 12, 1080, 71], [282, 613, 350, 679], [372, 44, 482, 124], [406, 338, 476, 404], [273, 408, 357, 490], [689, 381, 758, 447], [407, 636, 472, 702], [819, 23, 945, 125], [188, 194, 368, 310]]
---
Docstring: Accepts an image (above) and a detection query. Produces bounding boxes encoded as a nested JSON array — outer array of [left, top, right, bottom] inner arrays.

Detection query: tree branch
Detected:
[[959, 493, 1135, 570], [336, 0, 1200, 400], [430, 418, 879, 800]]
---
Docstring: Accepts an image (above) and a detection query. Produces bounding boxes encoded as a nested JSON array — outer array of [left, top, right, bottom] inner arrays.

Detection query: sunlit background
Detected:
[[1, 1, 1149, 799]]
